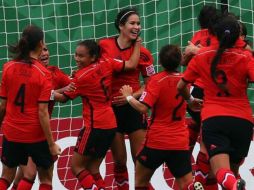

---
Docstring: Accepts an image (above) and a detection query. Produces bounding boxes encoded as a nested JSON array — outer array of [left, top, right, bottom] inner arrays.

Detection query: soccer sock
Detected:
[[0, 178, 10, 190], [39, 183, 52, 190], [195, 151, 210, 185], [17, 178, 34, 190], [216, 168, 236, 190], [10, 183, 18, 190], [114, 164, 129, 190], [205, 178, 218, 190], [92, 173, 105, 189], [187, 120, 200, 152], [77, 169, 98, 190], [135, 186, 149, 190]]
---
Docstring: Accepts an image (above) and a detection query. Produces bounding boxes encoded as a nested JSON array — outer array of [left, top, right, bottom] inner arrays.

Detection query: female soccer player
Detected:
[[177, 15, 254, 190], [10, 44, 73, 190], [120, 44, 203, 190], [99, 7, 155, 190], [0, 25, 61, 190], [54, 38, 141, 189], [182, 5, 221, 190]]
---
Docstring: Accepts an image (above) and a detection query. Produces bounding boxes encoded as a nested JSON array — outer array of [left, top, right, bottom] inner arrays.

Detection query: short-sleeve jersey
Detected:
[[190, 30, 247, 89], [64, 56, 125, 129], [0, 60, 52, 143], [183, 44, 254, 123], [191, 29, 213, 47], [190, 29, 218, 88], [139, 71, 189, 150], [46, 65, 70, 116], [99, 37, 155, 97]]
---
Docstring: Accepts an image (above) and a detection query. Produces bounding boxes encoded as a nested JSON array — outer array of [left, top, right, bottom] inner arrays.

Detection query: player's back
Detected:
[[189, 46, 254, 122], [1, 60, 52, 142], [142, 71, 188, 150]]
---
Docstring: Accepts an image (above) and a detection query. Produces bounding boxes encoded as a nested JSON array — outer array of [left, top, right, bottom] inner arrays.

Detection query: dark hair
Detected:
[[115, 7, 139, 32], [9, 25, 44, 63], [210, 15, 240, 94], [159, 44, 181, 72], [78, 40, 100, 62], [198, 5, 221, 35], [239, 22, 247, 37]]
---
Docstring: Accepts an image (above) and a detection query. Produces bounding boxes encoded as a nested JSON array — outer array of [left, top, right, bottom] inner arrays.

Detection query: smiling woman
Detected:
[[99, 7, 155, 190]]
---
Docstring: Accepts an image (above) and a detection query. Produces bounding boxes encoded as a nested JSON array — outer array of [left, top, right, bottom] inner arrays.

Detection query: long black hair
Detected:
[[210, 15, 240, 93], [8, 25, 44, 63], [114, 7, 139, 32]]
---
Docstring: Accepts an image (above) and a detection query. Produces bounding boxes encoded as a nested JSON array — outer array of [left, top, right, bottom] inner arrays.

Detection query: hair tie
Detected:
[[119, 11, 135, 23], [224, 30, 230, 34]]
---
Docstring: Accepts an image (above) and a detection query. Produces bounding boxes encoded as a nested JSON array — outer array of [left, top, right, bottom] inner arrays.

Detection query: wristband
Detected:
[[186, 95, 194, 104], [126, 95, 134, 102], [50, 90, 55, 101]]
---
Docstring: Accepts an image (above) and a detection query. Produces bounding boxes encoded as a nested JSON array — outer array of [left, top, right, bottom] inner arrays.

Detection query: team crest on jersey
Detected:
[[139, 91, 147, 101], [146, 65, 155, 76]]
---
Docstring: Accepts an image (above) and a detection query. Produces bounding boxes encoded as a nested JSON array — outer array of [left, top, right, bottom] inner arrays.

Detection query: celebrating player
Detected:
[[120, 44, 203, 190], [54, 38, 141, 189], [10, 44, 73, 190], [99, 7, 155, 190], [0, 25, 61, 190], [177, 15, 254, 190]]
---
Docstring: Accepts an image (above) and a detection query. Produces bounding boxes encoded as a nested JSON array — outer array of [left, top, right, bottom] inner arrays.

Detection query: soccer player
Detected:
[[0, 25, 61, 190], [53, 38, 141, 189], [182, 5, 221, 190], [183, 5, 219, 151], [184, 8, 252, 190], [10, 44, 73, 190], [99, 7, 155, 190], [177, 15, 254, 190], [119, 44, 203, 190]]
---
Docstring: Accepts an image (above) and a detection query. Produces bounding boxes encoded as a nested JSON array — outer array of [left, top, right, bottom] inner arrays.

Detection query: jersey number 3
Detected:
[[14, 84, 26, 113]]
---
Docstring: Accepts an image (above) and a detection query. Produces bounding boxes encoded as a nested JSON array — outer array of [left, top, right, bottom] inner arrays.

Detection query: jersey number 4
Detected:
[[14, 84, 26, 113]]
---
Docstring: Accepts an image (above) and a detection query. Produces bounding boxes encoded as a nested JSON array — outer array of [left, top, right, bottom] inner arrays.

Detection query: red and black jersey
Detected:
[[140, 71, 189, 150], [190, 30, 247, 88], [46, 65, 70, 116], [183, 44, 254, 123], [0, 60, 52, 143], [99, 37, 155, 97], [64, 56, 125, 129], [191, 29, 213, 47]]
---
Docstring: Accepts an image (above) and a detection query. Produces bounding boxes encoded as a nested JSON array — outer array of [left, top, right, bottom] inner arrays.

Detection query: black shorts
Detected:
[[1, 137, 54, 169], [187, 85, 204, 126], [202, 116, 253, 164], [137, 146, 192, 178], [113, 104, 147, 134], [74, 127, 116, 158]]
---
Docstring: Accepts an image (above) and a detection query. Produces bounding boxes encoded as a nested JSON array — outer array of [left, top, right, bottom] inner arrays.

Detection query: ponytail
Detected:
[[8, 25, 44, 63], [210, 16, 240, 95]]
